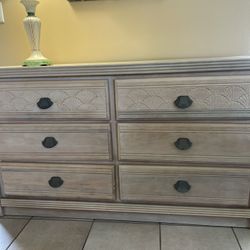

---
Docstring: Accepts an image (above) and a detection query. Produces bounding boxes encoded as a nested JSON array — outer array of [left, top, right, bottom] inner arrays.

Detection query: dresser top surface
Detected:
[[1, 56, 250, 79]]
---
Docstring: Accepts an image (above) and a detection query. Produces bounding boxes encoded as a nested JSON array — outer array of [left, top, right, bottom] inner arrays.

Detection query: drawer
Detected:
[[0, 79, 109, 120], [1, 163, 115, 201], [118, 123, 250, 164], [119, 165, 250, 207], [115, 75, 250, 119], [0, 124, 112, 162]]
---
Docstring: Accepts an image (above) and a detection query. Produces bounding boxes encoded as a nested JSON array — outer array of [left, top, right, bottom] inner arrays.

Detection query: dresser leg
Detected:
[[247, 219, 250, 229], [0, 207, 3, 217]]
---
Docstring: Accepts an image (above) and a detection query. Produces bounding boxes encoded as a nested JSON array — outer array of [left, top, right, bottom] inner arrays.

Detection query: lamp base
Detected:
[[23, 59, 51, 67], [23, 51, 52, 67]]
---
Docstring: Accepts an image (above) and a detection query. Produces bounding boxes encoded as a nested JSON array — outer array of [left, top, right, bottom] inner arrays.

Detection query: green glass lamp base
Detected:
[[23, 59, 52, 67]]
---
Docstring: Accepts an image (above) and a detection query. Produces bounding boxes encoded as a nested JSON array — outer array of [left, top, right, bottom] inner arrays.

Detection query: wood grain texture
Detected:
[[0, 124, 112, 162], [2, 199, 250, 218], [118, 123, 250, 164], [0, 217, 29, 250], [0, 79, 110, 121], [1, 163, 115, 201], [116, 75, 250, 119], [161, 225, 240, 250], [119, 165, 250, 207], [1, 59, 250, 226], [233, 228, 250, 249], [7, 219, 92, 250], [84, 221, 160, 250]]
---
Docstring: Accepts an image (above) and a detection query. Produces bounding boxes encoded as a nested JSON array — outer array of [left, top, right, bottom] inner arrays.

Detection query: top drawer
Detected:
[[115, 75, 250, 120], [0, 79, 109, 121]]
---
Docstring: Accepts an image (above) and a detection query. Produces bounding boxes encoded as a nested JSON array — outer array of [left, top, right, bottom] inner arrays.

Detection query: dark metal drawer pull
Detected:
[[42, 137, 58, 149], [48, 176, 64, 188], [174, 96, 193, 109], [175, 138, 192, 150], [37, 97, 53, 109], [174, 180, 191, 193]]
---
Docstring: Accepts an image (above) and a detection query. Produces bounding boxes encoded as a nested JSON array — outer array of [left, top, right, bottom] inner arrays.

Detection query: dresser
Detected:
[[1, 57, 250, 227]]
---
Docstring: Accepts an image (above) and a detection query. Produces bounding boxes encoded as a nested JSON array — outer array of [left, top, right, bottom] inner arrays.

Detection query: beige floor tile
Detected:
[[8, 219, 92, 250], [234, 228, 250, 250], [161, 225, 240, 250], [0, 218, 29, 250], [83, 221, 160, 250]]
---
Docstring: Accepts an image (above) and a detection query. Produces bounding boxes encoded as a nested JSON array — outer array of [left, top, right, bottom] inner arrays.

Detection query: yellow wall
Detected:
[[1, 0, 250, 66]]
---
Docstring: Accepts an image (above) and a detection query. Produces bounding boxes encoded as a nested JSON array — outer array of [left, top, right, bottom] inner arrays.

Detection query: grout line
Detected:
[[82, 219, 95, 250], [30, 216, 93, 222], [159, 223, 162, 250], [232, 228, 243, 250], [6, 216, 33, 250]]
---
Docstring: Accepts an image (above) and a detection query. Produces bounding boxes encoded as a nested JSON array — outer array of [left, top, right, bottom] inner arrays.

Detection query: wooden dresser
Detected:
[[1, 57, 250, 227]]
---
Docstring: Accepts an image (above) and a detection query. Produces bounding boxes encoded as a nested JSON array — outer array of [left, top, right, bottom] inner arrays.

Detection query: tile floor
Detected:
[[0, 216, 249, 250]]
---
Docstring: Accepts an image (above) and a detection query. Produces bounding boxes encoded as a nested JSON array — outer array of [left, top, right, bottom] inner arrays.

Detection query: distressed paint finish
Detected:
[[0, 58, 250, 227]]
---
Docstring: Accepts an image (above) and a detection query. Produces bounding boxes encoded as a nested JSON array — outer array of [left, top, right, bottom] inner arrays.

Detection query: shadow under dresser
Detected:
[[0, 57, 250, 227]]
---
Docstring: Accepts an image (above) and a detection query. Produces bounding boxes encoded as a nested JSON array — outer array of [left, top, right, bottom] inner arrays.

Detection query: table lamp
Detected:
[[20, 0, 51, 67]]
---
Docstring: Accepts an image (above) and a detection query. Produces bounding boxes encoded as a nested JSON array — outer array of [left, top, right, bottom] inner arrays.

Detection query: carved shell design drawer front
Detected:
[[0, 89, 106, 112], [0, 80, 110, 120], [115, 76, 250, 118], [117, 84, 249, 111]]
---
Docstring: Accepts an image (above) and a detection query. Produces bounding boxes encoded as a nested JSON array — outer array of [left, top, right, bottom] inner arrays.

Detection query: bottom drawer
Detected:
[[119, 165, 250, 207], [1, 163, 115, 201]]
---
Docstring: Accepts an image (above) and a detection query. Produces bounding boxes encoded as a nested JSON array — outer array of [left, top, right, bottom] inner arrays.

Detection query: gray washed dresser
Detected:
[[0, 57, 250, 227]]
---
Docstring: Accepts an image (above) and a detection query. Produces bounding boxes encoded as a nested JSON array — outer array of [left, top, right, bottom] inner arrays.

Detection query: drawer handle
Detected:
[[42, 137, 58, 149], [48, 176, 64, 188], [175, 138, 192, 150], [37, 97, 53, 109], [174, 96, 193, 109], [174, 180, 191, 193]]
